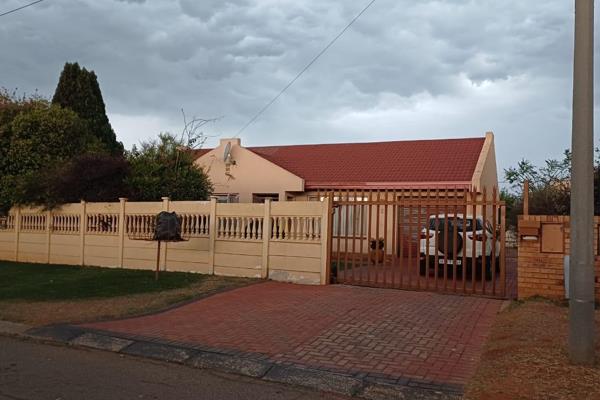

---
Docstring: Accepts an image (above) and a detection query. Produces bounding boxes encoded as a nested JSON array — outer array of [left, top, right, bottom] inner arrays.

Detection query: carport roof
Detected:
[[194, 137, 486, 189]]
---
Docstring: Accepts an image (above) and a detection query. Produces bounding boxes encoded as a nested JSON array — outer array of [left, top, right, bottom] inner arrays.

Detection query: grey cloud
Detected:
[[0, 0, 595, 175]]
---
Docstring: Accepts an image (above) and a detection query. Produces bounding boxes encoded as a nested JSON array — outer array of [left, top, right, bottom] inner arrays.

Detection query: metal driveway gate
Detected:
[[327, 188, 507, 298]]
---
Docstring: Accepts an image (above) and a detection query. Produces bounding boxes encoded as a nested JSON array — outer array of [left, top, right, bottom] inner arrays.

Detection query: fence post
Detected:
[[161, 197, 170, 271], [321, 195, 333, 285], [80, 200, 86, 266], [14, 207, 20, 262], [118, 198, 127, 268], [45, 210, 52, 264], [261, 199, 272, 279], [208, 197, 217, 275]]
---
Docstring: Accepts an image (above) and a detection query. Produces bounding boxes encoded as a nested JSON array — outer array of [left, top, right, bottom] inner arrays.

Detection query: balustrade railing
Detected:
[[87, 213, 119, 235], [217, 216, 263, 240], [52, 214, 80, 234]]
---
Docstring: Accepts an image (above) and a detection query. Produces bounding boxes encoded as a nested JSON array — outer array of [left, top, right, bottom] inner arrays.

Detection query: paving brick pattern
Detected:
[[84, 282, 502, 387]]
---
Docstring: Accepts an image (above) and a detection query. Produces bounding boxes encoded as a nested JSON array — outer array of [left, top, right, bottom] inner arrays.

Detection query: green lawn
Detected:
[[0, 261, 206, 301]]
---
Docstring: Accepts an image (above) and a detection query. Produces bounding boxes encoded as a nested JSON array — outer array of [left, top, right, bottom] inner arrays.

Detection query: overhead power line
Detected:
[[235, 0, 377, 137], [0, 0, 46, 18]]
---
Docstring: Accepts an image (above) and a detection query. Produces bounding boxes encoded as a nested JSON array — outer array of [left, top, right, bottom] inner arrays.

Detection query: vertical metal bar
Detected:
[[391, 189, 397, 288], [452, 187, 459, 293], [471, 188, 477, 294], [336, 190, 343, 281], [351, 188, 358, 284], [155, 240, 161, 281], [367, 190, 373, 284], [398, 189, 405, 288], [359, 189, 366, 284], [491, 186, 498, 296], [462, 189, 468, 294], [383, 189, 389, 287], [500, 204, 506, 297], [481, 187, 488, 295], [407, 188, 413, 288], [325, 192, 334, 284], [425, 188, 431, 290], [375, 189, 381, 285], [344, 189, 350, 283], [415, 189, 422, 290], [434, 188, 440, 290], [443, 189, 449, 291]]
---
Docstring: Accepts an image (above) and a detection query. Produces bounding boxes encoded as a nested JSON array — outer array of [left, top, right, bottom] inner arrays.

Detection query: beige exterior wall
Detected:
[[0, 198, 330, 286], [471, 132, 499, 192], [195, 138, 304, 202]]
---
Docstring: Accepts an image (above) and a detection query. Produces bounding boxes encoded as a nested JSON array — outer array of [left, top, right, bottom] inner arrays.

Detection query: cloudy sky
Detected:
[[1, 0, 597, 179]]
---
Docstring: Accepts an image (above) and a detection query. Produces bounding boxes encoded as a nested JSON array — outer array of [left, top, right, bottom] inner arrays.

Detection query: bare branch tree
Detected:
[[174, 109, 222, 181], [178, 109, 221, 150]]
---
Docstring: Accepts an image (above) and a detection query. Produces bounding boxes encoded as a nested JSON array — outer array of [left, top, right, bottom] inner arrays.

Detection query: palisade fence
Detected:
[[328, 187, 508, 298], [0, 197, 330, 285]]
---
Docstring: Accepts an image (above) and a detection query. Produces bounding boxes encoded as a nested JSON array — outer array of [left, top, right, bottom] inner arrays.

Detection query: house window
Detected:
[[252, 193, 279, 203], [214, 194, 239, 203]]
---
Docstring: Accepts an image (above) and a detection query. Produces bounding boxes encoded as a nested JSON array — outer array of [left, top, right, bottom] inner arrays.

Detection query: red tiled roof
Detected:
[[191, 148, 211, 158], [196, 137, 485, 189]]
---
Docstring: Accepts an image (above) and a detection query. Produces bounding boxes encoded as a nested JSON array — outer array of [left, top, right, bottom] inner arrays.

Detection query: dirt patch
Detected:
[[465, 299, 600, 400], [0, 276, 254, 326]]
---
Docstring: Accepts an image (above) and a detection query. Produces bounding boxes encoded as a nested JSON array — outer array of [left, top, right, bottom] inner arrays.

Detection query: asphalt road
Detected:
[[0, 336, 347, 400]]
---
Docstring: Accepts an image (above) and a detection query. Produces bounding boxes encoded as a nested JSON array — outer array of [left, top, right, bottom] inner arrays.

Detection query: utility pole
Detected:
[[569, 0, 596, 365]]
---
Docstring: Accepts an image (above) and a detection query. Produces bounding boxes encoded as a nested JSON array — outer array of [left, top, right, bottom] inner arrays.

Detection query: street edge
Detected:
[[1, 323, 463, 400]]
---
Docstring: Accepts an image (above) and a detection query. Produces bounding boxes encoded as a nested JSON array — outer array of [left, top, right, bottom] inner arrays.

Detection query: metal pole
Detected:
[[155, 240, 161, 281], [569, 0, 595, 365]]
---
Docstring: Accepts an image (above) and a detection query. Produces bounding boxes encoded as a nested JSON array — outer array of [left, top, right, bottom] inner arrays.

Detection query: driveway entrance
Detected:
[[328, 188, 507, 298], [84, 282, 502, 391]]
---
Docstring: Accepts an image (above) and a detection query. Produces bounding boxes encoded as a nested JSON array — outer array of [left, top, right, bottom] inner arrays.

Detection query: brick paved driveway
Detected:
[[84, 282, 502, 390]]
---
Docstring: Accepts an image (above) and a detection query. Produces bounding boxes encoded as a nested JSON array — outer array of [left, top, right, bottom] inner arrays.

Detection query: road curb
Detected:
[[0, 320, 30, 336], [4, 323, 462, 399], [264, 364, 363, 397]]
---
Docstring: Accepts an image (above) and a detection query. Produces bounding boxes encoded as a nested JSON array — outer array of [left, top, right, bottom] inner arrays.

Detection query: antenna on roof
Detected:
[[223, 142, 234, 165], [223, 142, 236, 181]]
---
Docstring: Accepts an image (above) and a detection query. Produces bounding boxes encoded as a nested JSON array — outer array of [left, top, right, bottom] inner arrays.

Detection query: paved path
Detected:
[[0, 336, 346, 400], [84, 282, 502, 390]]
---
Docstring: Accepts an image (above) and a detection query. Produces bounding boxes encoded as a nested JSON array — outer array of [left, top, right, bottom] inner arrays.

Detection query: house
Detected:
[[193, 132, 498, 203]]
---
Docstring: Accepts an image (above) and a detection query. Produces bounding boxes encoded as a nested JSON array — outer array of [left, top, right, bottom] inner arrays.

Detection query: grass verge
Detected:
[[0, 261, 256, 326], [464, 298, 600, 400]]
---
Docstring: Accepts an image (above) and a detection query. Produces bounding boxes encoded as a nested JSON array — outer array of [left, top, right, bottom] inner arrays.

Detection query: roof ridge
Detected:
[[246, 136, 484, 150]]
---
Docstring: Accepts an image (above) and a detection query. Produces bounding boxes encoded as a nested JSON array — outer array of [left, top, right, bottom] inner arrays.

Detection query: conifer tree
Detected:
[[52, 62, 123, 155]]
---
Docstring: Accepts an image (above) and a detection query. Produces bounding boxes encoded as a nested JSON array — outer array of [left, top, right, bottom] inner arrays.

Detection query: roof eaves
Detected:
[[304, 181, 473, 190]]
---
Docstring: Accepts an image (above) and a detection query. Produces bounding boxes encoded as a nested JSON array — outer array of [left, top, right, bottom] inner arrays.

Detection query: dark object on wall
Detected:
[[127, 211, 187, 281], [153, 211, 183, 241]]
